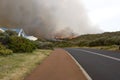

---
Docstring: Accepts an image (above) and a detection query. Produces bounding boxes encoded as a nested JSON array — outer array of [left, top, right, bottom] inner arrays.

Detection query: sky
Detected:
[[81, 0, 120, 32], [0, 0, 102, 38], [0, 0, 119, 38]]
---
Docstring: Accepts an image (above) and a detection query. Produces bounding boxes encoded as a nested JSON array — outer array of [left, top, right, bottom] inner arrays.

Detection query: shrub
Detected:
[[53, 41, 73, 48], [8, 36, 36, 53], [88, 38, 105, 47], [0, 49, 13, 56], [0, 30, 17, 45], [104, 38, 116, 46], [0, 33, 10, 45], [0, 43, 6, 49], [0, 32, 5, 36], [0, 43, 13, 56], [78, 40, 89, 46], [35, 41, 53, 49], [3, 36, 10, 45], [5, 30, 17, 36]]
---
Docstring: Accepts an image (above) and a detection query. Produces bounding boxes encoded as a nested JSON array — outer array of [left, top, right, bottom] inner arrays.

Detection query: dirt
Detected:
[[24, 48, 87, 80]]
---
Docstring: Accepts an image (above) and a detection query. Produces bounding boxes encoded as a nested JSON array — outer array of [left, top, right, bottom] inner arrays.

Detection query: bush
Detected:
[[53, 41, 73, 48], [0, 43, 6, 49], [5, 30, 17, 36], [0, 43, 13, 56], [88, 38, 105, 47], [104, 38, 116, 46], [8, 36, 36, 53], [0, 30, 17, 45], [35, 41, 53, 49], [0, 49, 13, 56], [78, 40, 89, 46], [0, 32, 5, 36]]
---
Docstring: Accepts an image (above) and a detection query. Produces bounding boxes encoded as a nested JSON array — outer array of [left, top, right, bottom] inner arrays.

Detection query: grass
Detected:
[[0, 49, 52, 80], [83, 45, 120, 51]]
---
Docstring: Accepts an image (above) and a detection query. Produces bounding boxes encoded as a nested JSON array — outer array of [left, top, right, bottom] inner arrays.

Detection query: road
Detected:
[[65, 48, 120, 80]]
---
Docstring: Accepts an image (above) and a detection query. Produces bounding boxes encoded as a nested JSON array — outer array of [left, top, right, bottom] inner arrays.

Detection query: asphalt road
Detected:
[[65, 48, 120, 80]]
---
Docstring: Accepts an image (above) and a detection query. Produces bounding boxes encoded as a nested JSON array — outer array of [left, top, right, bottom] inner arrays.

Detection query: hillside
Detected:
[[51, 31, 120, 49], [69, 31, 120, 47], [72, 31, 120, 41]]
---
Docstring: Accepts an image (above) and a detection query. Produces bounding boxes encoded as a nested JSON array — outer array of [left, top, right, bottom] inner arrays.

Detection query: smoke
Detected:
[[0, 0, 102, 39]]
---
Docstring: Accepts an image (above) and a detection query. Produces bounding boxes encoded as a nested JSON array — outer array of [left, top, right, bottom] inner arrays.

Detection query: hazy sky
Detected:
[[0, 0, 119, 38], [81, 0, 120, 32]]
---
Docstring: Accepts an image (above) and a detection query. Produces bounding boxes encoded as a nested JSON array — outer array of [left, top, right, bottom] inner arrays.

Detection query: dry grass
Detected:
[[0, 49, 52, 80], [84, 45, 120, 51]]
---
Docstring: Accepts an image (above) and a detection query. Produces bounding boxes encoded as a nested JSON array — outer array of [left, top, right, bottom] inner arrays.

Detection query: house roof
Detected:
[[0, 27, 38, 41], [0, 27, 22, 34]]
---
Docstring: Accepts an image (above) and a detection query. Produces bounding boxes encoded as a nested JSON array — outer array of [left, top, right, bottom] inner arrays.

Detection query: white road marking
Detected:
[[80, 49, 120, 62], [65, 50, 93, 80]]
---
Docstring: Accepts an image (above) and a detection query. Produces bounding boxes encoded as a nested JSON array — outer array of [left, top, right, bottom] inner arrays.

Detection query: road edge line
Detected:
[[64, 50, 92, 80]]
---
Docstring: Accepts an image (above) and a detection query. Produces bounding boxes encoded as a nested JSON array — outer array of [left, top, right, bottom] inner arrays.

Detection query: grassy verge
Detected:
[[83, 45, 120, 51], [0, 49, 52, 80]]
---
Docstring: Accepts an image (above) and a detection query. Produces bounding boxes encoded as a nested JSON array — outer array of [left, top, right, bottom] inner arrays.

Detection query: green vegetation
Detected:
[[5, 30, 18, 36], [0, 31, 36, 54], [74, 31, 120, 48], [88, 45, 119, 51], [69, 31, 120, 47], [49, 31, 120, 50], [35, 41, 54, 49], [8, 36, 36, 53], [0, 49, 51, 80], [0, 30, 53, 80], [52, 41, 74, 48], [1, 30, 119, 51], [0, 43, 13, 56], [0, 29, 119, 80]]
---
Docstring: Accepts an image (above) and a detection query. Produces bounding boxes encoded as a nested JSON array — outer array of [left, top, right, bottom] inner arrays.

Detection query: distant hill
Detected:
[[68, 31, 120, 47], [72, 31, 120, 41], [37, 31, 120, 48]]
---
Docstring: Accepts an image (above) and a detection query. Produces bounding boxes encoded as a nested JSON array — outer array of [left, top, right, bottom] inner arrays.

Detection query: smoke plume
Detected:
[[0, 0, 101, 39]]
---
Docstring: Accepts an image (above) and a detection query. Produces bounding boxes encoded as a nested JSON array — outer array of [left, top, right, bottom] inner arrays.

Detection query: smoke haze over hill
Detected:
[[0, 0, 102, 38]]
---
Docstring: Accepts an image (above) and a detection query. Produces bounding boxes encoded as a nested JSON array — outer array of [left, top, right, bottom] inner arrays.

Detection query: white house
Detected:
[[0, 27, 38, 41]]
